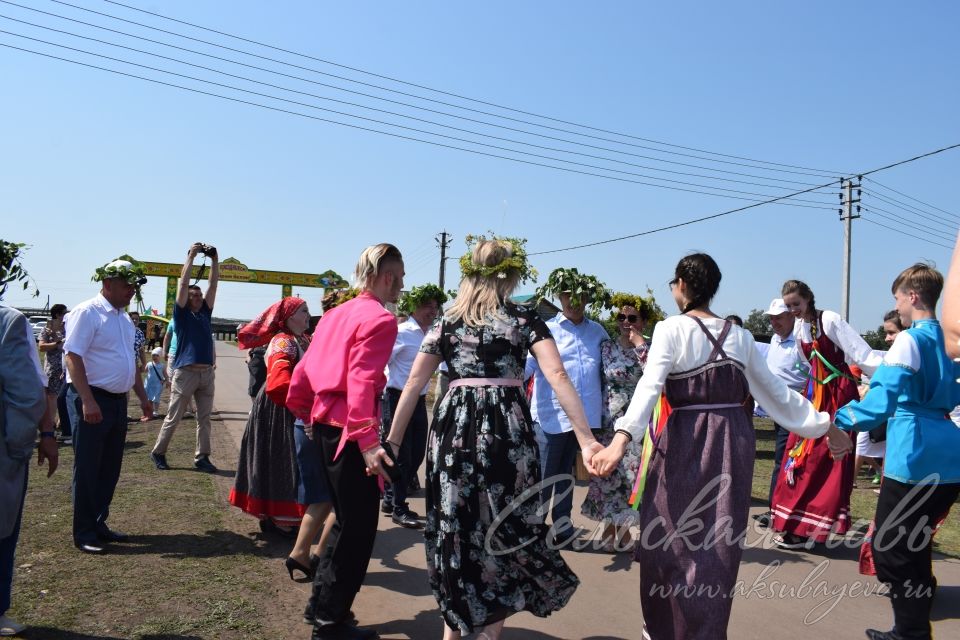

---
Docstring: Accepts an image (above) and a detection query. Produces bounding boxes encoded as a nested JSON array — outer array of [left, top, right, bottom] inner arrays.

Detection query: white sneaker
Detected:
[[0, 615, 26, 636]]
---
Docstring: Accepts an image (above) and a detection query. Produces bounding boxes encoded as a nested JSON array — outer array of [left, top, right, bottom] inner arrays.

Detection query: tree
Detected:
[[861, 325, 887, 350], [743, 308, 771, 337]]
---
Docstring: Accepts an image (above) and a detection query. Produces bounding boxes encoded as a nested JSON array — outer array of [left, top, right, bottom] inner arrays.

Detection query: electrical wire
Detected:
[[864, 177, 960, 221], [0, 13, 843, 197], [860, 216, 954, 250], [0, 1, 843, 189], [528, 143, 960, 255], [862, 185, 960, 227], [859, 207, 955, 243], [0, 39, 840, 209], [860, 194, 958, 234], [32, 0, 844, 179], [98, 0, 852, 176]]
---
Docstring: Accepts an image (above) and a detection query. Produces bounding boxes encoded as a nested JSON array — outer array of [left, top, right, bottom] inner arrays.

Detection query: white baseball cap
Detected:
[[764, 298, 790, 316]]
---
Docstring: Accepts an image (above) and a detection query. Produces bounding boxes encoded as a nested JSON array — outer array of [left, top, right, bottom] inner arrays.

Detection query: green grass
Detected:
[[751, 418, 960, 558], [9, 394, 274, 639]]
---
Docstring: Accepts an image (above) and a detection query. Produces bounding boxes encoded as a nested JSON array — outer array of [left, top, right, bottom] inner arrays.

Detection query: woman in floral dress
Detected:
[[581, 301, 649, 551], [37, 304, 68, 433], [385, 237, 602, 640]]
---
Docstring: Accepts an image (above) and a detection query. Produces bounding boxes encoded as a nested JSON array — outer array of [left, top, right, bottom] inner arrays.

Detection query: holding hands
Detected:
[[826, 424, 853, 459], [590, 430, 632, 477]]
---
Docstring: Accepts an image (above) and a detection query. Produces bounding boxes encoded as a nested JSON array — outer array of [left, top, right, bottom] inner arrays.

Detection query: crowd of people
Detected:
[[1, 232, 959, 640]]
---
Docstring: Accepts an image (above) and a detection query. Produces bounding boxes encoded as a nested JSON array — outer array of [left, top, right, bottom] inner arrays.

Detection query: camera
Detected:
[[198, 243, 217, 257]]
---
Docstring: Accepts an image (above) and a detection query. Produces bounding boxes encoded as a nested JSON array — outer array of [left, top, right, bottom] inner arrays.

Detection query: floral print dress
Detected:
[[39, 325, 65, 395], [580, 339, 648, 527], [420, 304, 580, 633]]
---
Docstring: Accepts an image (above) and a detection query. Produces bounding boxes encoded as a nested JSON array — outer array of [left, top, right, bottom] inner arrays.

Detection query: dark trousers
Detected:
[[534, 425, 579, 533], [768, 422, 790, 506], [68, 385, 129, 546], [381, 389, 427, 513], [308, 424, 381, 623], [0, 466, 27, 616], [57, 381, 73, 438], [872, 478, 960, 639]]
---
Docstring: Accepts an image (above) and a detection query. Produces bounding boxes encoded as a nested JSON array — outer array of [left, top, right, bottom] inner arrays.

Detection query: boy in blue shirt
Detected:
[[832, 263, 960, 640]]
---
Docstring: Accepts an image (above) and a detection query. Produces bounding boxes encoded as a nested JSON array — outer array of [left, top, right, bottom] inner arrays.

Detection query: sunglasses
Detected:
[[616, 313, 641, 323]]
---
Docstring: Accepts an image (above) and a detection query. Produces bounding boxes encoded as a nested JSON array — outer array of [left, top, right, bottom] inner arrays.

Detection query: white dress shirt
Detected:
[[64, 293, 137, 394], [385, 317, 429, 395], [615, 315, 830, 441]]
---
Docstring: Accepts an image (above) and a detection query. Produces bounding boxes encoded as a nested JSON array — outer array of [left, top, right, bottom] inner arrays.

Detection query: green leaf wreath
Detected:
[[458, 233, 537, 284], [398, 283, 449, 315], [535, 267, 611, 310]]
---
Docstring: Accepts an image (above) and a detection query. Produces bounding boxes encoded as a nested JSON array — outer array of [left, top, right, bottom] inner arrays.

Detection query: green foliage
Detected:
[[861, 325, 888, 350], [92, 255, 148, 306], [535, 267, 611, 310], [0, 240, 39, 299], [459, 233, 537, 284], [743, 308, 772, 337], [595, 289, 665, 339], [399, 283, 449, 315]]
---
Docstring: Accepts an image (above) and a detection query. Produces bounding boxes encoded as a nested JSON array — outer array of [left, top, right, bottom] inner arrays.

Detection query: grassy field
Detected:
[[751, 417, 960, 558]]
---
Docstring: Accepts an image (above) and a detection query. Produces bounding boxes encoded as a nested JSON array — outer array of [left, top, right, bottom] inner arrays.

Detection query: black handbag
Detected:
[[868, 423, 887, 444]]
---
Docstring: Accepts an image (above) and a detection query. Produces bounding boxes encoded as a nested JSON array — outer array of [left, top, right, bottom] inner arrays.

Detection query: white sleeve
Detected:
[[613, 319, 676, 441], [743, 333, 830, 438], [883, 332, 920, 372], [821, 310, 883, 376], [63, 306, 94, 359]]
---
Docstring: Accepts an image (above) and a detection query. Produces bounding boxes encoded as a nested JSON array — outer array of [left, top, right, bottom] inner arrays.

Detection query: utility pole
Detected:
[[436, 231, 452, 290], [839, 177, 862, 322]]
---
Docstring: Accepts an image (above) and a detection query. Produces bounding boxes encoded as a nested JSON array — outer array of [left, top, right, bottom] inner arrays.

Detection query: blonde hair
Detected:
[[353, 243, 403, 290], [445, 240, 520, 327], [892, 262, 943, 308]]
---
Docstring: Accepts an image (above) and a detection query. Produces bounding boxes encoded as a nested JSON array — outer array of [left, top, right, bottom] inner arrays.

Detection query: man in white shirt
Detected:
[[380, 290, 441, 529], [755, 298, 808, 528], [65, 259, 152, 553]]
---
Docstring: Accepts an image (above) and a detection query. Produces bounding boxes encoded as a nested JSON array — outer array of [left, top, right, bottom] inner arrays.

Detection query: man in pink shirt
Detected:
[[287, 243, 403, 640]]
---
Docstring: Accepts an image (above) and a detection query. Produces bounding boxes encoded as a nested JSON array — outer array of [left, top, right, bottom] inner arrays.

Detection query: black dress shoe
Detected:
[[304, 608, 357, 626], [194, 455, 218, 473], [865, 630, 902, 640], [391, 511, 423, 529], [380, 498, 393, 514], [151, 453, 170, 470], [97, 528, 130, 543], [76, 542, 105, 554], [312, 622, 377, 639]]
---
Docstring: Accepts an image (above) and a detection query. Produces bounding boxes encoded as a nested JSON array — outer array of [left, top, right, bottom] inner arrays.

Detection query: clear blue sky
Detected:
[[2, 0, 958, 329]]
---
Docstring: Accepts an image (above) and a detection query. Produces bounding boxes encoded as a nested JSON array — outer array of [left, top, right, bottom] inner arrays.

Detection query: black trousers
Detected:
[[380, 389, 428, 513], [69, 385, 129, 546], [768, 422, 790, 506], [308, 424, 381, 623], [872, 477, 960, 639]]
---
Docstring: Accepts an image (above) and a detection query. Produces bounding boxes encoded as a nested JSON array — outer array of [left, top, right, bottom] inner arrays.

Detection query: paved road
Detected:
[[212, 341, 960, 639]]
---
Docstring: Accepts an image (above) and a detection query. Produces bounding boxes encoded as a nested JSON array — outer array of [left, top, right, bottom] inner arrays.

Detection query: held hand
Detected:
[[82, 399, 103, 424], [304, 423, 315, 440], [189, 242, 203, 257], [361, 445, 394, 481], [592, 439, 628, 477], [579, 440, 604, 475], [826, 425, 853, 459], [38, 437, 59, 477]]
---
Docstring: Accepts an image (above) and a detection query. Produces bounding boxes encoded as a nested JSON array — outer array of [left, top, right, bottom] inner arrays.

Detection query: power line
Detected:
[[0, 13, 841, 197], [1, 1, 842, 189], [528, 143, 960, 255], [95, 0, 852, 176], [862, 187, 956, 227], [861, 193, 958, 233], [860, 217, 954, 250], [859, 206, 955, 242], [33, 0, 844, 179], [864, 177, 960, 221], [0, 38, 839, 209]]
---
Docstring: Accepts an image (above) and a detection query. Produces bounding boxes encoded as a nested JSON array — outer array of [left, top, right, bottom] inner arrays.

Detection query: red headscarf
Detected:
[[238, 297, 307, 350]]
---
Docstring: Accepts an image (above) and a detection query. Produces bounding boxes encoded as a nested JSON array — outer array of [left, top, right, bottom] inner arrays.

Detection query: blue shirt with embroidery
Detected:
[[834, 319, 960, 484]]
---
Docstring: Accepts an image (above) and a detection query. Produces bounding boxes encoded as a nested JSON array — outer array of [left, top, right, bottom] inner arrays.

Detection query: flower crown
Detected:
[[92, 255, 148, 304], [535, 267, 611, 310], [458, 234, 537, 284]]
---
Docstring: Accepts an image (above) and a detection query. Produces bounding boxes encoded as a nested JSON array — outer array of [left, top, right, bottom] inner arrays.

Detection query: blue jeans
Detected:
[[58, 380, 76, 439], [68, 385, 129, 545], [0, 465, 27, 616], [534, 424, 578, 534]]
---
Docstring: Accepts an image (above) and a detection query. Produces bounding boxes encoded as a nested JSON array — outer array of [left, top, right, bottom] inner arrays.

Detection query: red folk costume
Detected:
[[771, 310, 875, 541], [286, 291, 398, 455], [229, 297, 311, 525]]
